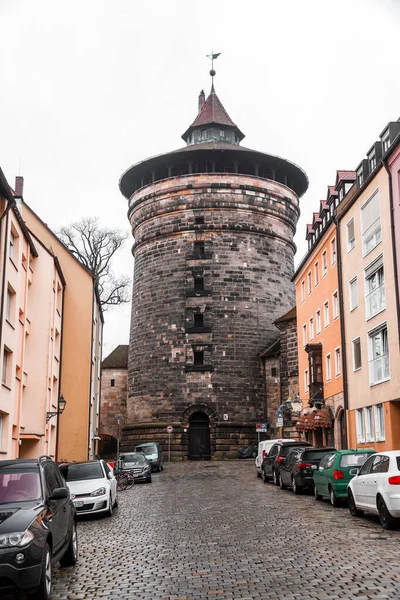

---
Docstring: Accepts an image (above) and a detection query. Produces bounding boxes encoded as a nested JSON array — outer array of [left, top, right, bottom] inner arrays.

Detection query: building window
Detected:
[[193, 350, 204, 366], [374, 404, 385, 442], [347, 219, 355, 252], [382, 130, 390, 153], [301, 280, 305, 302], [110, 379, 115, 387], [365, 407, 374, 443], [365, 257, 385, 319], [309, 317, 314, 341], [271, 367, 277, 377], [356, 409, 365, 443], [361, 190, 381, 256], [316, 309, 321, 335], [325, 353, 332, 381], [194, 274, 204, 291], [307, 271, 312, 295], [2, 348, 12, 387], [314, 261, 319, 286], [304, 369, 309, 394], [369, 152, 376, 172], [353, 338, 362, 371], [194, 313, 204, 328], [330, 237, 337, 265], [193, 241, 205, 258], [349, 277, 358, 311], [0, 413, 3, 450], [334, 347, 341, 376], [332, 291, 339, 319], [357, 166, 364, 188], [322, 250, 327, 276], [302, 324, 307, 346], [368, 324, 389, 385], [195, 215, 204, 225], [324, 301, 329, 327]]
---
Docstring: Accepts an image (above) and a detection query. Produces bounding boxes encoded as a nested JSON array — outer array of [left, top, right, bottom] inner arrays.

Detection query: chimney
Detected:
[[198, 90, 205, 114], [15, 176, 24, 198]]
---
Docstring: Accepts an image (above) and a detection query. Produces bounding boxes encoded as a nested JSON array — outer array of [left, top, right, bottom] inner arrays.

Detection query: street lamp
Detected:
[[46, 394, 67, 422], [115, 414, 123, 461]]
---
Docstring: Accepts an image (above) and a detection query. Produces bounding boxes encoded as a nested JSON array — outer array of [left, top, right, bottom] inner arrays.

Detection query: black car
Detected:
[[261, 441, 311, 485], [279, 446, 336, 494], [0, 456, 77, 600]]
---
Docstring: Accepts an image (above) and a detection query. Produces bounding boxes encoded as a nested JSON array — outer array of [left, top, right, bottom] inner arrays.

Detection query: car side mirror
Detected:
[[349, 468, 359, 476], [49, 487, 69, 501]]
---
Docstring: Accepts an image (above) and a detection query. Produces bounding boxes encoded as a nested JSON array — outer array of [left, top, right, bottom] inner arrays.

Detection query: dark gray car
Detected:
[[261, 441, 311, 485], [135, 443, 164, 472]]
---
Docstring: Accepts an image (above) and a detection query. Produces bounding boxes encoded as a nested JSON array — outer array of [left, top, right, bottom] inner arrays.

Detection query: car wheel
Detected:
[[106, 493, 113, 517], [279, 475, 285, 489], [272, 470, 279, 486], [348, 491, 363, 518], [257, 470, 261, 478], [314, 485, 322, 501], [292, 477, 300, 494], [113, 494, 118, 508], [147, 474, 152, 483], [59, 522, 78, 567], [378, 497, 398, 530], [35, 543, 52, 600], [329, 487, 339, 507], [261, 468, 268, 483]]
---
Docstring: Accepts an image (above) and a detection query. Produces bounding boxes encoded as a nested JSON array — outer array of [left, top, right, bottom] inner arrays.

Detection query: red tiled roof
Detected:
[[102, 345, 129, 369], [190, 91, 238, 129], [274, 306, 296, 324], [306, 224, 314, 235], [319, 200, 328, 212], [327, 185, 338, 199], [312, 212, 322, 224], [336, 170, 356, 186]]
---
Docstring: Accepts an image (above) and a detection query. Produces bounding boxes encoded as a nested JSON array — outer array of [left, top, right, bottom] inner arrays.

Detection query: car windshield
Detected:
[[136, 446, 156, 456], [59, 463, 104, 481], [281, 445, 303, 457], [121, 453, 145, 464], [303, 450, 331, 462], [340, 453, 371, 468], [0, 468, 41, 503]]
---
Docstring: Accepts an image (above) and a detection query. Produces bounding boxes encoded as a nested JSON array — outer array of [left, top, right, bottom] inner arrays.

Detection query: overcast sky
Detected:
[[1, 0, 399, 355]]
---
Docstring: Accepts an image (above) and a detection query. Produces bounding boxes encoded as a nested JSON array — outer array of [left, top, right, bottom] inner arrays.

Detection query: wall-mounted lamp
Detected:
[[46, 394, 67, 422]]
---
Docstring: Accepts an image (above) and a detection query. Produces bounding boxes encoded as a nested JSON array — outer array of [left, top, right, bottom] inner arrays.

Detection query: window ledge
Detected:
[[185, 365, 214, 373], [186, 327, 212, 334], [188, 253, 213, 260], [186, 290, 212, 297], [362, 240, 382, 260], [370, 377, 390, 387], [2, 383, 12, 391], [6, 319, 15, 330], [9, 257, 18, 271], [366, 308, 386, 322]]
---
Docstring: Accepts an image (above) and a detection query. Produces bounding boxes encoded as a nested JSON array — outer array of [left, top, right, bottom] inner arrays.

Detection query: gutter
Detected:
[[55, 275, 66, 463], [335, 216, 348, 449], [382, 158, 400, 351], [88, 281, 95, 460]]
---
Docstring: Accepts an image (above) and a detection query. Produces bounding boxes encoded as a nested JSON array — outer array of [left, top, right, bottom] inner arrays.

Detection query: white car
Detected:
[[255, 439, 295, 477], [59, 460, 118, 517], [347, 450, 400, 530]]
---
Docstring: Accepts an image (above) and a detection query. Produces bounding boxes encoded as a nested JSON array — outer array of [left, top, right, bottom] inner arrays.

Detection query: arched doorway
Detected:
[[189, 412, 211, 460]]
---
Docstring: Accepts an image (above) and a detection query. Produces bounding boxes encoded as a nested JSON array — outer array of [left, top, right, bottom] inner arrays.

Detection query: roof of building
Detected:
[[335, 170, 356, 187], [260, 338, 280, 358], [102, 344, 129, 369], [327, 185, 338, 199], [274, 306, 296, 325], [182, 90, 245, 142]]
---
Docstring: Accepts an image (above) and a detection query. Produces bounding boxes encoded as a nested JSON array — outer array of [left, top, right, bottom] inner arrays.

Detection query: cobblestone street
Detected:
[[47, 461, 400, 599]]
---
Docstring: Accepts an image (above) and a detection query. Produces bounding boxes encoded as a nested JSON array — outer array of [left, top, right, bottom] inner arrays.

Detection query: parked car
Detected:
[[59, 459, 118, 516], [238, 442, 258, 459], [0, 456, 77, 600], [255, 439, 296, 477], [135, 442, 164, 472], [280, 446, 336, 494], [314, 449, 375, 506], [119, 452, 152, 483], [261, 441, 311, 485], [348, 450, 400, 530]]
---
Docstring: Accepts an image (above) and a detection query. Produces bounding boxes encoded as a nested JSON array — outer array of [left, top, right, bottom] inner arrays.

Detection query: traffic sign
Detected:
[[256, 423, 267, 432], [166, 425, 173, 434]]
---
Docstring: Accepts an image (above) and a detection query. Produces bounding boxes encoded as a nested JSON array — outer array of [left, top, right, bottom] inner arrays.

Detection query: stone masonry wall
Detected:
[[100, 368, 127, 438]]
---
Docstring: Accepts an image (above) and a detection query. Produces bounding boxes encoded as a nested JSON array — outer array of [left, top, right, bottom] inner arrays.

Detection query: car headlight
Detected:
[[0, 530, 34, 548], [90, 487, 106, 497]]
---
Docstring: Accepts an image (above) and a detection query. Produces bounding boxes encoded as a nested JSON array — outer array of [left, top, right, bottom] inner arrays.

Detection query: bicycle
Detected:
[[115, 469, 134, 491]]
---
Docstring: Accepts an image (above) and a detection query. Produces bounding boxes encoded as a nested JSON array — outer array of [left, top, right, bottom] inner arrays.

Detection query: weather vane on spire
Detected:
[[206, 51, 221, 92]]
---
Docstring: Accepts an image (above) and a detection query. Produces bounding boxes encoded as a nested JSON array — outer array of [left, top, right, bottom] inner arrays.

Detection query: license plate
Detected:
[[74, 500, 84, 507], [311, 465, 317, 470]]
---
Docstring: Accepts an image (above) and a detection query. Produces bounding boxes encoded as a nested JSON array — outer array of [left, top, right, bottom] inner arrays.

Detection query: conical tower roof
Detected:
[[182, 89, 244, 144]]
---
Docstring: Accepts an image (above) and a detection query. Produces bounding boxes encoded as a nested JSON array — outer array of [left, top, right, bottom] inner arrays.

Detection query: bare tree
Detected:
[[58, 217, 131, 310]]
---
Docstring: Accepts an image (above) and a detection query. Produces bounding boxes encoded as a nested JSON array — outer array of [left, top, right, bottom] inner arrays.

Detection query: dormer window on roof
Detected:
[[356, 166, 364, 187], [368, 150, 376, 172], [382, 129, 390, 153]]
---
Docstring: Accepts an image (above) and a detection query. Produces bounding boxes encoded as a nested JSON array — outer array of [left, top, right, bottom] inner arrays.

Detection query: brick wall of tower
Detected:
[[125, 174, 300, 458], [100, 368, 127, 438], [278, 318, 299, 406]]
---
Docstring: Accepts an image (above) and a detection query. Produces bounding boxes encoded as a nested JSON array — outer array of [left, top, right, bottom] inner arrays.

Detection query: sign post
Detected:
[[256, 423, 267, 445], [166, 425, 173, 462]]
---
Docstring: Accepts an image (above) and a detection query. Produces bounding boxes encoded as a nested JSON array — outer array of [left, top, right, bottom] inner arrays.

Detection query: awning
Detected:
[[295, 408, 332, 432]]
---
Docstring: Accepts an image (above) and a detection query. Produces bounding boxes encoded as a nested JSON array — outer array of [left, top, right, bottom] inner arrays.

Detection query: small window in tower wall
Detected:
[[193, 351, 204, 366], [195, 216, 204, 225], [194, 276, 204, 291], [194, 313, 204, 328], [111, 379, 115, 387], [194, 241, 205, 258], [220, 130, 225, 138]]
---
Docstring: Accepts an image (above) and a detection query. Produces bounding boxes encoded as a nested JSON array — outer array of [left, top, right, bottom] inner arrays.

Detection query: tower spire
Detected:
[[206, 51, 221, 93]]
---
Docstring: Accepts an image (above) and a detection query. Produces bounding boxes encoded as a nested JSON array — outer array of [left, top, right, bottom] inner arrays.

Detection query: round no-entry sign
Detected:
[[166, 425, 173, 434]]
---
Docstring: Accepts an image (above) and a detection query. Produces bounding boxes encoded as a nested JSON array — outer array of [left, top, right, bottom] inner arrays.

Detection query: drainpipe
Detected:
[[382, 158, 400, 351], [335, 216, 348, 449], [55, 280, 66, 463], [87, 281, 95, 460]]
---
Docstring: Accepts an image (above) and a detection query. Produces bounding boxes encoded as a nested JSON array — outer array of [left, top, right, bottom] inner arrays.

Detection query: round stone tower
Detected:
[[119, 79, 308, 460]]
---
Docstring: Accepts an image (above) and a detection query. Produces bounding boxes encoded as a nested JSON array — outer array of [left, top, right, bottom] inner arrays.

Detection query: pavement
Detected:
[[8, 460, 400, 599]]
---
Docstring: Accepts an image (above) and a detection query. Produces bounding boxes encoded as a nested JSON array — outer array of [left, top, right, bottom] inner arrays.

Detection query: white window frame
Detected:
[[302, 324, 307, 346], [307, 271, 312, 295], [304, 369, 309, 395], [365, 407, 374, 443], [325, 353, 332, 381], [322, 250, 327, 277], [374, 404, 385, 442], [361, 189, 381, 257], [368, 322, 390, 385], [332, 290, 339, 320], [334, 347, 341, 376], [324, 300, 329, 328], [316, 309, 321, 335], [314, 261, 319, 286], [347, 218, 355, 252], [356, 408, 365, 443], [365, 255, 385, 320], [349, 277, 358, 312], [301, 280, 305, 303], [0, 413, 3, 450], [309, 317, 314, 341], [352, 337, 362, 371], [330, 237, 337, 265]]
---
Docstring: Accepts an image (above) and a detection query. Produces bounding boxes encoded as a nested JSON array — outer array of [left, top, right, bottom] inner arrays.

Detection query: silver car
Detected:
[[119, 452, 152, 483]]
